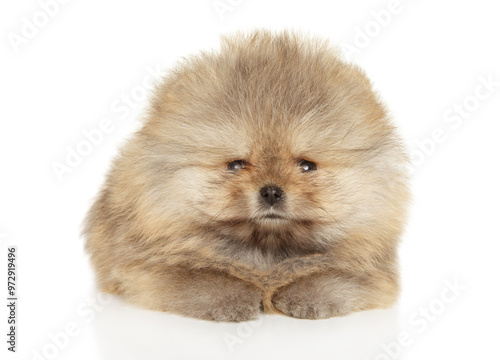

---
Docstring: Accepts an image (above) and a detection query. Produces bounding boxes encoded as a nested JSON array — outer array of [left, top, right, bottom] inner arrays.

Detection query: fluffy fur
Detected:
[[84, 30, 409, 321]]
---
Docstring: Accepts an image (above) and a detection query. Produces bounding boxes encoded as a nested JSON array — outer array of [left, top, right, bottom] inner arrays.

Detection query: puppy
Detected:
[[84, 30, 409, 321]]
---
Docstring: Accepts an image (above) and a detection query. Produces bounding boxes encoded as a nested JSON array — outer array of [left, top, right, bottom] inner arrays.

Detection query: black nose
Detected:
[[260, 186, 283, 206]]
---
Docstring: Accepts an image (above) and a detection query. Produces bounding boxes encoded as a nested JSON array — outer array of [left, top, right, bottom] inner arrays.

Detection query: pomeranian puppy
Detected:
[[84, 30, 409, 321]]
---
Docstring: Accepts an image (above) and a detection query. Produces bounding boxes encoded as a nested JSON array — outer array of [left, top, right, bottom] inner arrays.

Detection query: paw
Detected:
[[271, 276, 357, 319], [272, 292, 348, 319], [202, 299, 261, 322], [200, 295, 262, 322]]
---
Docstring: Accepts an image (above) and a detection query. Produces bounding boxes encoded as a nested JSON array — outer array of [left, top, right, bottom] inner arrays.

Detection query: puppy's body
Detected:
[[84, 31, 409, 321]]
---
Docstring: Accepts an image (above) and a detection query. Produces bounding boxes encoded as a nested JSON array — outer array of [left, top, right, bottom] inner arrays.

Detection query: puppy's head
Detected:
[[128, 31, 408, 256]]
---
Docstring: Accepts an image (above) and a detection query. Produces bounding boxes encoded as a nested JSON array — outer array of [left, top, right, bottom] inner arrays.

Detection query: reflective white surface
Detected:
[[90, 297, 400, 360]]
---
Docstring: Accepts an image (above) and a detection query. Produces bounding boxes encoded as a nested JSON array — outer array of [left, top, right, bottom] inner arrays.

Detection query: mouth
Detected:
[[259, 212, 288, 221], [262, 214, 285, 219]]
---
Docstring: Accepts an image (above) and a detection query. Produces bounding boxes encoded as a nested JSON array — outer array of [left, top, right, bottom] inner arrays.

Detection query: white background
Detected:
[[1, 0, 499, 359]]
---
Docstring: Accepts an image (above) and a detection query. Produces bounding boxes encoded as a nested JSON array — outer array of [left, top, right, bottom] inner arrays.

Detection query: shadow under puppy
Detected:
[[84, 30, 409, 321]]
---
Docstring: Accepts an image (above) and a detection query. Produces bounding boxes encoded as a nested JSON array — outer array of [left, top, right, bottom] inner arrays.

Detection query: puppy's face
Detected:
[[191, 125, 359, 229], [137, 35, 407, 254]]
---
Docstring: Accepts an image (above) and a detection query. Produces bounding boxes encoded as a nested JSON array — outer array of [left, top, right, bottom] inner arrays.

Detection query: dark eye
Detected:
[[298, 159, 317, 172], [227, 160, 246, 171]]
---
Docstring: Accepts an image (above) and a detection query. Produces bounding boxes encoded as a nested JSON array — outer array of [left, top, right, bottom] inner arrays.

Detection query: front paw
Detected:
[[202, 298, 262, 322], [201, 292, 263, 322], [271, 275, 357, 319]]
